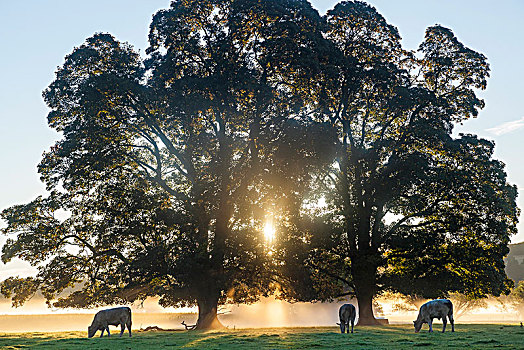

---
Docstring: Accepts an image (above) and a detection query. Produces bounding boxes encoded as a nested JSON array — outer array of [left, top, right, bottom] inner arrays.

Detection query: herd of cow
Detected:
[[87, 299, 455, 338], [337, 299, 454, 334]]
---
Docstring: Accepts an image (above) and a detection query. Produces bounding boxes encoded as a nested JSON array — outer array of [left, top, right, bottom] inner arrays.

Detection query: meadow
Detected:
[[1, 324, 524, 349]]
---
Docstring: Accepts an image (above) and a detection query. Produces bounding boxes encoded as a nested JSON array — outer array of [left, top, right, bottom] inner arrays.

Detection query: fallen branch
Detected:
[[140, 326, 178, 332], [181, 320, 197, 330]]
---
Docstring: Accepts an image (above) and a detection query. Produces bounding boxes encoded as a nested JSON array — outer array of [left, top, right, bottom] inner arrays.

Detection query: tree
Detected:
[[447, 293, 487, 319], [0, 0, 327, 330], [510, 281, 524, 319], [295, 1, 519, 324]]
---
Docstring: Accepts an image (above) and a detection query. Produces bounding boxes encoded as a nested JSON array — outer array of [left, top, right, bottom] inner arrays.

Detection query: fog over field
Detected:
[[0, 296, 522, 332]]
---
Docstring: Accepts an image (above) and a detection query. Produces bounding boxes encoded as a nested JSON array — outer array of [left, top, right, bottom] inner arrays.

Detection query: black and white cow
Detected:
[[337, 304, 356, 333], [413, 299, 454, 333]]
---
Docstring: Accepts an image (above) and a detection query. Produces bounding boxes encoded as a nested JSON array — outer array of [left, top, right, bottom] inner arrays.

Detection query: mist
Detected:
[[0, 295, 522, 332], [372, 294, 522, 325]]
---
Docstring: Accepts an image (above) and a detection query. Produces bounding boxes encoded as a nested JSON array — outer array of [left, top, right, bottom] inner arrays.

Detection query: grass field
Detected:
[[1, 324, 524, 349]]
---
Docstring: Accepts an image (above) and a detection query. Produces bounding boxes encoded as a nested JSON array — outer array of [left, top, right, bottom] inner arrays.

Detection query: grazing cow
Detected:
[[337, 304, 356, 333], [88, 307, 132, 338], [413, 299, 454, 333]]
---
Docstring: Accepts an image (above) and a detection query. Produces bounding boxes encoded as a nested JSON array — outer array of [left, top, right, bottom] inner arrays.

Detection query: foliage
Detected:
[[447, 293, 488, 319], [1, 0, 328, 329], [288, 1, 519, 324], [511, 281, 524, 303]]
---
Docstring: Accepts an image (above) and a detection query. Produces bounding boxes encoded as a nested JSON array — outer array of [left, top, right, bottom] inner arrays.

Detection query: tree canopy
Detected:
[[1, 0, 519, 328], [285, 1, 518, 324]]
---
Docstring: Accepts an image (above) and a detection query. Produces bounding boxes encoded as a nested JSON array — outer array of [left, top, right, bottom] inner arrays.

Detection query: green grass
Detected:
[[1, 325, 524, 349]]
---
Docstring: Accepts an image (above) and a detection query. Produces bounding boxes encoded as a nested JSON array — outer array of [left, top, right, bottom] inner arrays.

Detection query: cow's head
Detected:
[[413, 320, 423, 333], [336, 322, 346, 333], [87, 325, 97, 338]]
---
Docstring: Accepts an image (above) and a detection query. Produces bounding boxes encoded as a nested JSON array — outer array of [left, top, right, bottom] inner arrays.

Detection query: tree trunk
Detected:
[[355, 283, 380, 325], [195, 293, 224, 330], [352, 256, 381, 326]]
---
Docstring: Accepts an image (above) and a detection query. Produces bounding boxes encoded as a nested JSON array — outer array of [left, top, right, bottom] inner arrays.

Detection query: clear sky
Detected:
[[1, 0, 523, 289]]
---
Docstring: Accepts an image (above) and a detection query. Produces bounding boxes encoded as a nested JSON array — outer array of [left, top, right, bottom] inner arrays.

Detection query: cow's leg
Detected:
[[120, 323, 125, 337], [345, 323, 349, 333], [100, 328, 104, 337], [428, 318, 433, 333], [127, 322, 132, 337], [106, 326, 111, 337], [449, 314, 455, 332], [442, 316, 447, 333], [350, 320, 354, 334]]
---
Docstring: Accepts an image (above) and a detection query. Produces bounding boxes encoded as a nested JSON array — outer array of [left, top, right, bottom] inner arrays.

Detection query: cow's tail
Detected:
[[444, 299, 453, 318], [126, 307, 132, 325]]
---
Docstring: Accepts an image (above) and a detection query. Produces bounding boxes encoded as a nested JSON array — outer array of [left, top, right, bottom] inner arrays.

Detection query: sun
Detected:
[[263, 221, 276, 243]]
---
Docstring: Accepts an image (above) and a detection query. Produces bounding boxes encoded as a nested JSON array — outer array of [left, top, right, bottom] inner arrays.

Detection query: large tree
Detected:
[[295, 1, 519, 324], [0, 0, 327, 329]]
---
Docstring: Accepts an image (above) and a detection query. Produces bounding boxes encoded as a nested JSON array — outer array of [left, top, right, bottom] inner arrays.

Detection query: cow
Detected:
[[88, 307, 132, 338], [337, 304, 356, 333], [413, 299, 454, 333]]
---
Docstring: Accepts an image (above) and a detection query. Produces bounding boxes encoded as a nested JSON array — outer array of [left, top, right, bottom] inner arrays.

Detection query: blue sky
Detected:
[[0, 1, 523, 286]]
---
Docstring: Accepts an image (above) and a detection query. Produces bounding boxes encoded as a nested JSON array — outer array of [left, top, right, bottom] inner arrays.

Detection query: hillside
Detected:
[[505, 242, 524, 283]]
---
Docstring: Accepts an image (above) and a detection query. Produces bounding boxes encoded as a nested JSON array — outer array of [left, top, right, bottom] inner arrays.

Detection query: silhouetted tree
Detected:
[[0, 0, 327, 330], [297, 1, 518, 324]]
